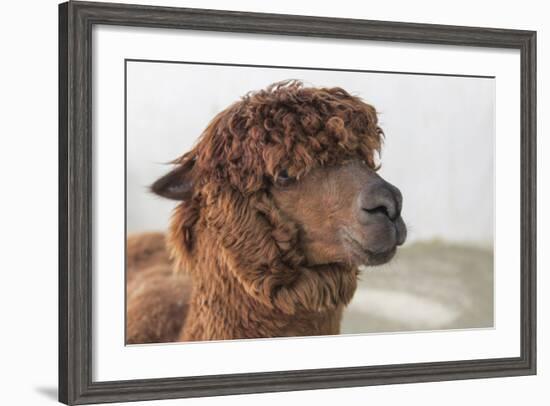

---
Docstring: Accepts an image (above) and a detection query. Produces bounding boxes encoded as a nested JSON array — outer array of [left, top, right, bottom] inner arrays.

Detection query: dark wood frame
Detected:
[[59, 1, 537, 404]]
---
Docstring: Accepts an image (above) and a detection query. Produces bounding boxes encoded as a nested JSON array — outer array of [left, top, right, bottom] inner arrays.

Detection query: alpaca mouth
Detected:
[[342, 230, 397, 266]]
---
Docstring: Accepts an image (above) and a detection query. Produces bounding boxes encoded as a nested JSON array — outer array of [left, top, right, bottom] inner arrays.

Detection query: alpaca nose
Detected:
[[358, 180, 402, 222]]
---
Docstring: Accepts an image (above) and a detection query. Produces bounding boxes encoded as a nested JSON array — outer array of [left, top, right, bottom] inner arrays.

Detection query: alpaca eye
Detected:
[[275, 169, 294, 186], [278, 169, 290, 180]]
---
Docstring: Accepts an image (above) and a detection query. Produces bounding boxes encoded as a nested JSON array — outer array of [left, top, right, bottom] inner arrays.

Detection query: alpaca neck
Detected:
[[179, 261, 344, 341]]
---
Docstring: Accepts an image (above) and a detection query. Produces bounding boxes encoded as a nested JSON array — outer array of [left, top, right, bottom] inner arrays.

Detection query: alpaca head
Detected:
[[152, 81, 406, 314]]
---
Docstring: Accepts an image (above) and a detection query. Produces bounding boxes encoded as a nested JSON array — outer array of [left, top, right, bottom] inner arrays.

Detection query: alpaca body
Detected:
[[126, 232, 343, 343]]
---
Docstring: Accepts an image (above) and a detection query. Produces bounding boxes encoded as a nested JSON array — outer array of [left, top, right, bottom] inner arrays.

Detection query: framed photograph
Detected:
[[59, 1, 536, 404]]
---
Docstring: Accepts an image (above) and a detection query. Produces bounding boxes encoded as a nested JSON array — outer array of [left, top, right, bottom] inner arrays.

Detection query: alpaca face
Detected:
[[270, 160, 406, 267]]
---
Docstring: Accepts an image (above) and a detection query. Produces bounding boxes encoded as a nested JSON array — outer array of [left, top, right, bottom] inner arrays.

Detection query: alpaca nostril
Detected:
[[358, 181, 401, 222], [363, 205, 390, 218], [362, 201, 397, 221]]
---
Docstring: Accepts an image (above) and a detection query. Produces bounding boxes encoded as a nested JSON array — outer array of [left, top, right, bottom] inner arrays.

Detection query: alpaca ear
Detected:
[[151, 161, 194, 201]]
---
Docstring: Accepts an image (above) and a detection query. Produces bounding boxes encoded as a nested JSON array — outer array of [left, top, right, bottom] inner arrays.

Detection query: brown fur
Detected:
[[126, 81, 397, 344], [126, 233, 191, 344]]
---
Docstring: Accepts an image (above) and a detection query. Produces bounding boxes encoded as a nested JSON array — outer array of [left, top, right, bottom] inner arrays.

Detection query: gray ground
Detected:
[[341, 240, 494, 334]]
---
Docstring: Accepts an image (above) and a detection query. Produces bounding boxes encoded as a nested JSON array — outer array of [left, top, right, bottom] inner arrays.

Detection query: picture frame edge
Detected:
[[58, 1, 537, 404]]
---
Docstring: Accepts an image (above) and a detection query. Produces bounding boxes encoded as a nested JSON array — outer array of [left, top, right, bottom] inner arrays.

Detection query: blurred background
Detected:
[[126, 61, 494, 334]]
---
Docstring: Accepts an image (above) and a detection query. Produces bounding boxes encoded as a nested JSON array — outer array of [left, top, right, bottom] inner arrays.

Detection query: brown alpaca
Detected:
[[126, 81, 406, 344]]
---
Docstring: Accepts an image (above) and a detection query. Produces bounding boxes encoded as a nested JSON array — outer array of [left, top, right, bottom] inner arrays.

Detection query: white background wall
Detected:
[[127, 62, 495, 244], [0, 0, 547, 405]]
